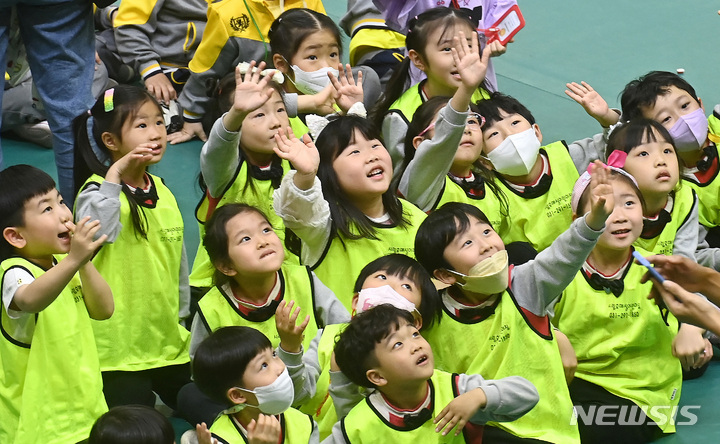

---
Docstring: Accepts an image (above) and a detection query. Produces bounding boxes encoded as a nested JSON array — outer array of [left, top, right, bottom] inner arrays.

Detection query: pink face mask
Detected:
[[668, 108, 709, 152]]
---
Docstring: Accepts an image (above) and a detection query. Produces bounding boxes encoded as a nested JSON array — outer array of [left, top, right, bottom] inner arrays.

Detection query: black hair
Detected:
[[198, 72, 287, 199], [269, 8, 343, 68], [473, 92, 536, 135], [394, 97, 509, 215], [203, 203, 276, 286], [605, 119, 683, 176], [576, 169, 647, 217], [334, 304, 416, 388], [415, 202, 493, 274], [73, 85, 163, 239], [353, 254, 441, 329], [620, 71, 700, 122], [315, 115, 409, 241], [0, 165, 57, 261], [193, 326, 272, 406], [371, 7, 481, 128], [87, 405, 174, 444]]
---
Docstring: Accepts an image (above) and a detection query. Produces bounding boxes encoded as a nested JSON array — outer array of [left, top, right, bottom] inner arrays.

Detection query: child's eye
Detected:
[[156, 119, 164, 126], [664, 148, 674, 154], [253, 112, 265, 118], [307, 55, 317, 61], [260, 361, 268, 369], [625, 200, 635, 207], [511, 119, 522, 126], [272, 350, 278, 358], [377, 273, 387, 280], [277, 107, 286, 114], [486, 130, 499, 139], [43, 205, 52, 213], [463, 239, 473, 246], [483, 229, 492, 235], [262, 227, 272, 234], [330, 51, 339, 58], [137, 123, 147, 129], [681, 101, 690, 110], [661, 116, 672, 124], [349, 149, 360, 155], [441, 46, 452, 52], [240, 236, 251, 243], [371, 143, 383, 149], [401, 283, 412, 290], [412, 331, 420, 338], [393, 341, 403, 349], [637, 151, 648, 157]]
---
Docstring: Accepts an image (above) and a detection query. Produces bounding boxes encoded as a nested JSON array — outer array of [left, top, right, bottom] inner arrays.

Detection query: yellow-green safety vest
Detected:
[[0, 257, 107, 444], [210, 407, 314, 444], [634, 186, 697, 256], [434, 175, 508, 237]]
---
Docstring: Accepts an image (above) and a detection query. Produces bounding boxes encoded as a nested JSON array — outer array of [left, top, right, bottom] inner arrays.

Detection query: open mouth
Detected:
[[368, 168, 384, 178], [416, 354, 429, 365], [58, 231, 71, 241], [611, 228, 631, 235]]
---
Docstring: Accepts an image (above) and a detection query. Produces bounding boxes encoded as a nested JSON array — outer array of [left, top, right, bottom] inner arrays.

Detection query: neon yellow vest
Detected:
[[684, 144, 720, 228], [341, 370, 465, 443], [289, 115, 309, 139], [497, 142, 578, 252], [423, 289, 580, 444], [210, 407, 314, 444], [197, 264, 319, 350], [296, 322, 347, 440], [434, 175, 509, 237], [190, 158, 300, 288], [349, 28, 406, 66], [85, 174, 190, 371], [387, 81, 488, 125], [0, 257, 107, 444], [311, 200, 427, 310], [634, 186, 697, 256], [552, 248, 681, 433]]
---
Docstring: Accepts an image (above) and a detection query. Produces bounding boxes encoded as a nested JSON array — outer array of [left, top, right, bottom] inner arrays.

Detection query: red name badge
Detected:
[[481, 4, 525, 45]]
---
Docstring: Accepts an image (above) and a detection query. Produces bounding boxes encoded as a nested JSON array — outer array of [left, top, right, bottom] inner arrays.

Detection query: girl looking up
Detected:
[[272, 113, 427, 310], [269, 8, 381, 119], [73, 85, 191, 409], [606, 119, 711, 376], [372, 7, 493, 172]]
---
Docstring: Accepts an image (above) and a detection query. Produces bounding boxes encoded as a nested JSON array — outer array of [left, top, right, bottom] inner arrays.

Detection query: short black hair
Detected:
[[415, 202, 493, 275], [620, 71, 700, 121], [192, 326, 272, 406], [334, 304, 415, 388], [473, 92, 536, 132], [353, 254, 441, 329], [0, 165, 57, 261], [87, 405, 174, 444], [605, 119, 682, 172]]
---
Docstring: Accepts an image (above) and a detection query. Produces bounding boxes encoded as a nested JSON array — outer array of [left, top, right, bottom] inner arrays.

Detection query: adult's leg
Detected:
[[17, 0, 95, 204]]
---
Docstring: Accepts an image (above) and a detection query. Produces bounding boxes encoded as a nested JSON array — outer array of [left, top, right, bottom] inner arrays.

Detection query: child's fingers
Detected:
[[298, 314, 310, 331], [580, 81, 594, 91], [356, 68, 363, 88], [433, 409, 453, 433]]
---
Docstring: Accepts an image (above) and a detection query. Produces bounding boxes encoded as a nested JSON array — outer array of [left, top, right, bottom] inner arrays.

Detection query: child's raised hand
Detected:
[[106, 144, 160, 185], [584, 160, 614, 231], [433, 388, 487, 436], [275, 300, 310, 353], [452, 30, 491, 93], [68, 216, 108, 266], [224, 61, 276, 131], [247, 414, 281, 444], [195, 422, 219, 444], [273, 128, 319, 190], [329, 63, 363, 114], [565, 81, 618, 128]]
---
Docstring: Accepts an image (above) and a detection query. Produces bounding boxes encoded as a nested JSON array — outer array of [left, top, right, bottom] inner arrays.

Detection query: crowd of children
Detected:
[[2, 1, 720, 443]]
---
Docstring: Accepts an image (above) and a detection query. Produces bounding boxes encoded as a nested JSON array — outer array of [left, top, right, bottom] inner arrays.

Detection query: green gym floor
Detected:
[[4, 1, 718, 441]]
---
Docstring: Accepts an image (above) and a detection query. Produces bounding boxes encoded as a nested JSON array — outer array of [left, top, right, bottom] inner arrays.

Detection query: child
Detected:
[[190, 203, 349, 357], [619, 71, 720, 265], [189, 62, 301, 291], [372, 7, 493, 171], [414, 163, 616, 443], [605, 119, 711, 374], [275, 253, 442, 439], [326, 304, 540, 443], [272, 113, 428, 309], [193, 326, 320, 443], [398, 97, 508, 232], [0, 165, 113, 443], [473, 92, 615, 252], [73, 85, 192, 408], [87, 405, 175, 444], [169, 0, 326, 144], [553, 161, 682, 443], [269, 8, 381, 118]]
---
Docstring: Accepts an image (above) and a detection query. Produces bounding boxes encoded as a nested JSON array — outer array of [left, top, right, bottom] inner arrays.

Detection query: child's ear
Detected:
[[412, 135, 425, 150], [698, 97, 705, 113], [351, 292, 359, 314], [532, 124, 543, 145], [101, 132, 120, 152], [3, 227, 26, 250], [407, 49, 426, 72], [215, 261, 237, 277], [226, 387, 248, 405], [272, 54, 290, 75], [433, 269, 458, 286], [366, 368, 388, 388]]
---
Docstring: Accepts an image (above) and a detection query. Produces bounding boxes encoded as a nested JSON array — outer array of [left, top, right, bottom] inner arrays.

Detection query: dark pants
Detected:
[[176, 382, 227, 427], [102, 362, 191, 410]]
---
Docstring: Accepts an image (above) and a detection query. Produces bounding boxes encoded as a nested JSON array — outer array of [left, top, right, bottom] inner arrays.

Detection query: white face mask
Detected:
[[355, 285, 419, 315], [235, 368, 294, 415], [446, 250, 509, 295], [668, 108, 709, 152], [289, 64, 338, 95], [486, 128, 541, 176]]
